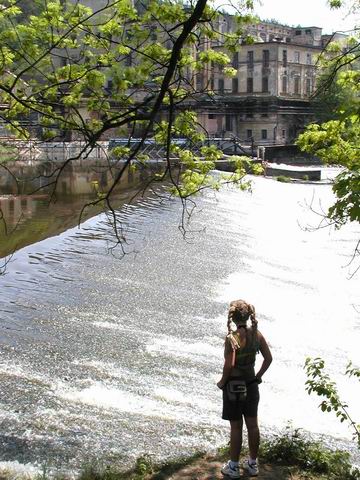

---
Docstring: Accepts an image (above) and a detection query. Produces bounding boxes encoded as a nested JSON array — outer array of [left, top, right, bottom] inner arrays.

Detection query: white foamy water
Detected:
[[0, 461, 41, 480], [0, 174, 359, 474]]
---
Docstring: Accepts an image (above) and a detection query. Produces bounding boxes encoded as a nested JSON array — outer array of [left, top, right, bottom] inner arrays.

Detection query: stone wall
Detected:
[[263, 144, 321, 165]]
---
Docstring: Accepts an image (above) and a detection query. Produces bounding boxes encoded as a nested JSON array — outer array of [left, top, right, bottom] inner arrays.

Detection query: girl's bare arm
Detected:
[[256, 330, 272, 380]]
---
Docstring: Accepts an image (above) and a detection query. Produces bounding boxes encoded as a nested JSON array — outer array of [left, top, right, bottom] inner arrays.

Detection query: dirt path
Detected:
[[161, 455, 306, 479]]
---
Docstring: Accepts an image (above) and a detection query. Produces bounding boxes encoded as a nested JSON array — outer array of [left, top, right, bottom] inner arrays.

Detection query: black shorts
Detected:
[[222, 380, 259, 420]]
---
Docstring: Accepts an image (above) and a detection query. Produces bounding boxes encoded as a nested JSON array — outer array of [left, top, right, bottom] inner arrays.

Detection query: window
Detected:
[[282, 129, 286, 138], [218, 78, 224, 94], [225, 115, 232, 131], [282, 76, 287, 93], [294, 76, 300, 94], [247, 77, 253, 93], [232, 52, 239, 69], [306, 78, 312, 95], [232, 78, 238, 93], [219, 19, 227, 35], [210, 76, 214, 90], [294, 51, 300, 63], [247, 51, 254, 69], [261, 129, 267, 140], [124, 53, 132, 66], [247, 129, 253, 139], [295, 29, 302, 35], [305, 29, 312, 35], [107, 80, 113, 92], [262, 77, 269, 93], [262, 49, 270, 68], [208, 114, 216, 119], [196, 73, 203, 89], [306, 53, 312, 64], [282, 50, 287, 67]]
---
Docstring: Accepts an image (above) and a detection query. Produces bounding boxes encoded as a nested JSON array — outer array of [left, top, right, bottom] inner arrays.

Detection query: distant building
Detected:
[[193, 17, 347, 145], [7, 1, 345, 147]]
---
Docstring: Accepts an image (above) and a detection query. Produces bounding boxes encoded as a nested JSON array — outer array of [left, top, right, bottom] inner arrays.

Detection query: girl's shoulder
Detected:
[[256, 329, 263, 339], [225, 332, 242, 352]]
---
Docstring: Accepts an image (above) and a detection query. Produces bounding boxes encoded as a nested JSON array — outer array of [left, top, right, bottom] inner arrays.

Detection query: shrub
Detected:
[[260, 426, 359, 479], [305, 357, 360, 448], [276, 175, 292, 183]]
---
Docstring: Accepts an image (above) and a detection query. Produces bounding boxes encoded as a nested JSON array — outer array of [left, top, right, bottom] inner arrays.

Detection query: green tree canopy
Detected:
[[297, 11, 360, 230], [0, 0, 262, 245]]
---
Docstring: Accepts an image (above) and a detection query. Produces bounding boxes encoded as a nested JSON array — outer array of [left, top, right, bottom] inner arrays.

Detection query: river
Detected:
[[0, 170, 359, 476]]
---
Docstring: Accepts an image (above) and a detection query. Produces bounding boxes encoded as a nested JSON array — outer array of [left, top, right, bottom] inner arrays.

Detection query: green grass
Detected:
[[260, 426, 359, 479], [276, 175, 292, 183]]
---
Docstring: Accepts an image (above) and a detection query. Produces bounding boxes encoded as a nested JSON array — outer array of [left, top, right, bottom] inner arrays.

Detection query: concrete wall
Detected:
[[263, 145, 321, 165]]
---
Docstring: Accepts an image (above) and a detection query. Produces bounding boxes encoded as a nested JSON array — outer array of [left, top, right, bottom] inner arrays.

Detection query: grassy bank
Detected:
[[76, 427, 358, 480], [56, 430, 360, 480], [0, 429, 358, 480]]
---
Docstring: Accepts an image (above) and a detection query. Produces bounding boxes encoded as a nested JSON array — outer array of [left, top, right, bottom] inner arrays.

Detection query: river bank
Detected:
[[85, 426, 359, 479], [2, 428, 357, 480]]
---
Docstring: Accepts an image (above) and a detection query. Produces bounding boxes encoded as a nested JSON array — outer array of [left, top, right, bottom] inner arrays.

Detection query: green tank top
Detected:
[[234, 329, 260, 369]]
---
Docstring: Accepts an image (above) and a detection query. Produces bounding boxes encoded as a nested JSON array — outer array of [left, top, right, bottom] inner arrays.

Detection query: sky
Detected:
[[253, 0, 359, 34]]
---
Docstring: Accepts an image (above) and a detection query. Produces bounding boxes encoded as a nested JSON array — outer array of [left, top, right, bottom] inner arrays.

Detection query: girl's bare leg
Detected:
[[230, 419, 243, 461], [244, 416, 259, 460]]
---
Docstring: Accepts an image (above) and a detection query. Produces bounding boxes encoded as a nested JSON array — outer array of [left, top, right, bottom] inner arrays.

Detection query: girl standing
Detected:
[[217, 300, 272, 478]]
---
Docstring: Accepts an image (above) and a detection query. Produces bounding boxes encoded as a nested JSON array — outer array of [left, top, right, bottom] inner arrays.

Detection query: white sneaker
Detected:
[[243, 459, 259, 476], [221, 460, 241, 478]]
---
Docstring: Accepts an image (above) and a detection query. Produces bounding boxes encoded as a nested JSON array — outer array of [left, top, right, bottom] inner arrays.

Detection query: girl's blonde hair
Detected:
[[226, 299, 258, 350]]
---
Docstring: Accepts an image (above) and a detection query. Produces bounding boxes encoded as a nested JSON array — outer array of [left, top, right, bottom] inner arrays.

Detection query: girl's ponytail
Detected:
[[227, 305, 236, 335], [248, 303, 257, 331], [226, 305, 240, 350], [248, 303, 258, 346]]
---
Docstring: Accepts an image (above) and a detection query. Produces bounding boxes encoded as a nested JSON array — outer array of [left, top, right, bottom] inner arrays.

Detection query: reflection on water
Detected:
[[0, 174, 359, 476], [0, 163, 151, 258], [0, 160, 140, 196]]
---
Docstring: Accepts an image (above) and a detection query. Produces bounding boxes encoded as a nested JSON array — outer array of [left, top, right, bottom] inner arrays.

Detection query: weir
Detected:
[[0, 175, 358, 475]]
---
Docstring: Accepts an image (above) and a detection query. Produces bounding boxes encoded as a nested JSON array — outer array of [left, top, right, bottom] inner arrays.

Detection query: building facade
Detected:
[[191, 18, 347, 146], [8, 1, 344, 146]]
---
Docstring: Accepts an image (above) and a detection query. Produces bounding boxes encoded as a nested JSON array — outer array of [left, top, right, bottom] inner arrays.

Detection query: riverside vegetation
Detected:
[[19, 427, 357, 480]]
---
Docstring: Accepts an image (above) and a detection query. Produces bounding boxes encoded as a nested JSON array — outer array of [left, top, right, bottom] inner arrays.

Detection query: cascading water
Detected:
[[0, 172, 359, 475]]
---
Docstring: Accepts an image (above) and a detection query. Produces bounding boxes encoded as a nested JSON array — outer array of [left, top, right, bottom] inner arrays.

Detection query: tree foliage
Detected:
[[0, 0, 262, 245], [305, 357, 360, 448], [297, 3, 360, 231]]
